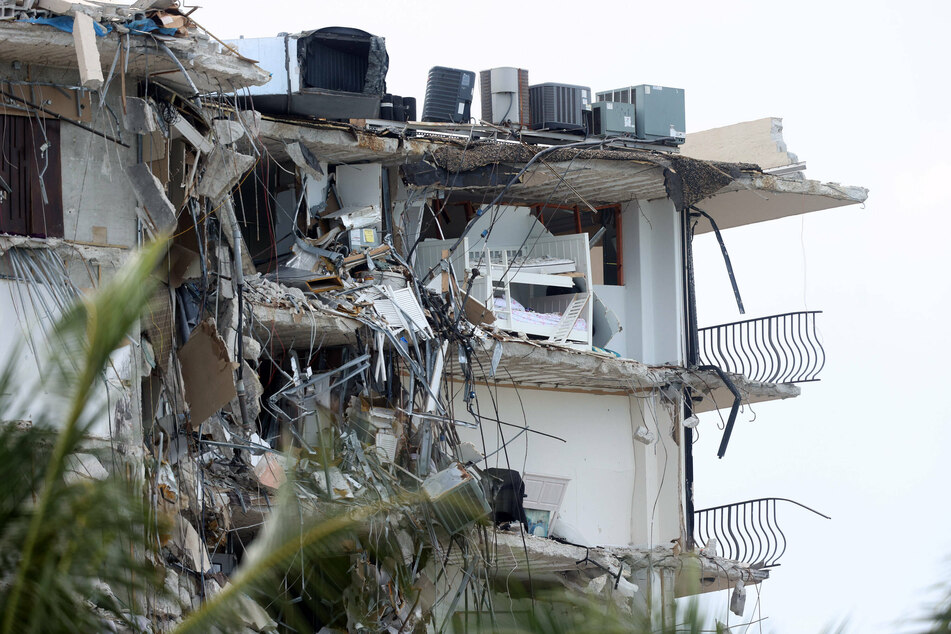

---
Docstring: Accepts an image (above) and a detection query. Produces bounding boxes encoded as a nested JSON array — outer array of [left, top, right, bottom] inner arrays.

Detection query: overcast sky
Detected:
[[195, 1, 951, 630]]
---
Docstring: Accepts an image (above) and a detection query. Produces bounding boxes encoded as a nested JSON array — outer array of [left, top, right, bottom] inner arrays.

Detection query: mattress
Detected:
[[493, 297, 587, 333]]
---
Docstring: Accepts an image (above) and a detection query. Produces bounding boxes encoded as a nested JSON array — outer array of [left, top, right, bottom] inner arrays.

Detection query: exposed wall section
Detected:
[[681, 117, 799, 170], [628, 392, 685, 548], [453, 385, 637, 546]]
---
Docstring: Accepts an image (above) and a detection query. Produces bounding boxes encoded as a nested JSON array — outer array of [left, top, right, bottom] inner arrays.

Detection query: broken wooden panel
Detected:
[[1, 85, 92, 123], [177, 317, 237, 428], [0, 115, 64, 238]]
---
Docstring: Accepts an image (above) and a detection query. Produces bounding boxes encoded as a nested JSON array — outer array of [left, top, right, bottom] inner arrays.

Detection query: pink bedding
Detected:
[[493, 297, 587, 334]]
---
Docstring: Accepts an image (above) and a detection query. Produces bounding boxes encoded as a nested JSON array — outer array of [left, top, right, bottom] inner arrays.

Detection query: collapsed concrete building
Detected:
[[0, 4, 867, 632]]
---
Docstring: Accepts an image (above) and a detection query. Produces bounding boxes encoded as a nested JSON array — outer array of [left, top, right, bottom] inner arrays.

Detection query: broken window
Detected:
[[0, 114, 63, 238]]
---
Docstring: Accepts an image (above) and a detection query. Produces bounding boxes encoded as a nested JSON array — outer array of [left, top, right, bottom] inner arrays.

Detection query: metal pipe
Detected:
[[0, 88, 128, 147], [690, 205, 744, 315], [682, 208, 699, 543], [224, 197, 251, 431], [698, 364, 742, 459]]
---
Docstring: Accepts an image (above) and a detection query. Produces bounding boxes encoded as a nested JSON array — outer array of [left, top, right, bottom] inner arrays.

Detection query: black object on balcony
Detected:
[[694, 497, 830, 568], [482, 468, 528, 530], [698, 311, 826, 384]]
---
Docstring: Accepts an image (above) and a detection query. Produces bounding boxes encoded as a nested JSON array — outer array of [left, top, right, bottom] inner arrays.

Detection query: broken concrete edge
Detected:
[[259, 118, 433, 167], [238, 302, 799, 400], [0, 21, 270, 93], [681, 367, 802, 409], [0, 234, 129, 265], [247, 300, 363, 349], [680, 117, 800, 170], [716, 172, 869, 205], [473, 530, 767, 590], [468, 334, 664, 389]]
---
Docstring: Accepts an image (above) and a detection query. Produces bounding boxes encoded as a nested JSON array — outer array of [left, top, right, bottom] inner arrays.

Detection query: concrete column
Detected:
[[629, 392, 686, 549], [620, 198, 685, 366]]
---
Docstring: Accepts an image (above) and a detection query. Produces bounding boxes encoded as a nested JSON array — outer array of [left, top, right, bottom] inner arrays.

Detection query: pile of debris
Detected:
[[9, 0, 194, 37], [0, 6, 788, 627]]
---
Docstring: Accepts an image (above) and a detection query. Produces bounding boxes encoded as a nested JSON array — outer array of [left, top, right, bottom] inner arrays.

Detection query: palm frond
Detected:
[[0, 239, 168, 634]]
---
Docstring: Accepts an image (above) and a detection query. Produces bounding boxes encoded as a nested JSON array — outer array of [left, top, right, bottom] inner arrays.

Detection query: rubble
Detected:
[[0, 5, 867, 630]]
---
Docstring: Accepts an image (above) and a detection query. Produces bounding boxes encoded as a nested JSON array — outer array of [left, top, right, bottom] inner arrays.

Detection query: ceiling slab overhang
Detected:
[[694, 174, 868, 234]]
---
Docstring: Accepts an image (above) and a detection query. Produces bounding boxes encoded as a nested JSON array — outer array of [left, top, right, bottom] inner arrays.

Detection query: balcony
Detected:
[[698, 311, 826, 384], [693, 498, 830, 568]]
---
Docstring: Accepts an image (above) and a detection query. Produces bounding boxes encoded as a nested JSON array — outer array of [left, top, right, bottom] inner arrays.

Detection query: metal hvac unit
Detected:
[[422, 463, 490, 534], [596, 84, 685, 143], [422, 66, 476, 123], [591, 101, 635, 136], [380, 94, 417, 122], [528, 82, 591, 132], [225, 27, 388, 119], [480, 67, 530, 127]]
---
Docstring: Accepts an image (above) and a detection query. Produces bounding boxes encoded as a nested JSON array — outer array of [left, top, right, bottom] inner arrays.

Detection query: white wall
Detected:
[[620, 199, 685, 365], [454, 384, 634, 546], [0, 273, 138, 443], [452, 383, 685, 548], [466, 205, 548, 250], [628, 392, 685, 548]]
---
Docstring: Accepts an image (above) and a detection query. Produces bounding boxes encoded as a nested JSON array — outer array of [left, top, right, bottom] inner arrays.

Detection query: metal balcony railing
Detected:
[[694, 498, 830, 568], [697, 311, 826, 383]]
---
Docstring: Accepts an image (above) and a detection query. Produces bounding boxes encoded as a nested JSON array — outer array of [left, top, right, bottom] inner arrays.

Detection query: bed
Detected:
[[414, 233, 593, 347]]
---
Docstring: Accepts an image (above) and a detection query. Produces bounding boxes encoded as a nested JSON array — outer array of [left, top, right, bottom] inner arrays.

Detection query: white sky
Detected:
[[195, 1, 951, 630]]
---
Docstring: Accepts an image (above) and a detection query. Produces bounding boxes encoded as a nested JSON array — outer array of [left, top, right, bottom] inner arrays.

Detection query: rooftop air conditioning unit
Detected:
[[591, 101, 635, 136], [380, 94, 417, 122], [528, 82, 590, 132], [422, 66, 476, 123], [480, 67, 530, 127], [597, 84, 685, 143], [225, 27, 389, 120]]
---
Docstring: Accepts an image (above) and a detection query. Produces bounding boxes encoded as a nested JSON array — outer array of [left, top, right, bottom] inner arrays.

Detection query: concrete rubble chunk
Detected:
[[730, 579, 747, 616], [242, 335, 262, 361], [253, 452, 286, 490], [213, 118, 246, 145], [238, 109, 262, 139], [38, 0, 103, 18], [228, 360, 262, 424], [125, 163, 177, 232], [170, 514, 211, 573], [197, 147, 255, 202], [313, 466, 354, 500], [64, 453, 109, 484], [237, 593, 278, 631], [71, 11, 104, 90], [633, 425, 655, 445], [285, 141, 324, 180], [172, 115, 214, 154], [123, 97, 158, 135]]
